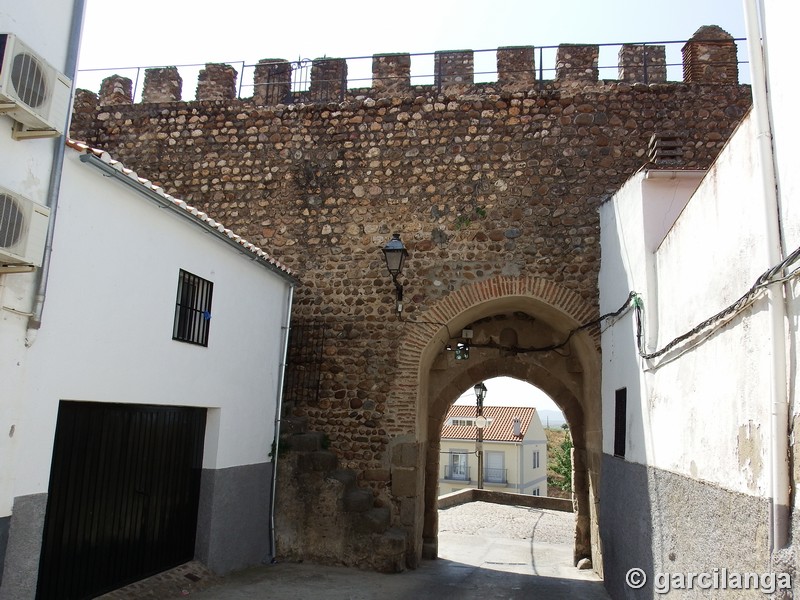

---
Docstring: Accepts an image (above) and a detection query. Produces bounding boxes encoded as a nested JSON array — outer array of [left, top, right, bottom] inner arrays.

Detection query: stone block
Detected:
[[391, 442, 418, 468], [362, 468, 390, 482], [400, 497, 416, 526], [391, 467, 417, 498]]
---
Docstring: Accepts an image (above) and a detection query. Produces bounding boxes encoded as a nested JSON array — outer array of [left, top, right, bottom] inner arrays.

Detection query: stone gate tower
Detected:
[[70, 25, 750, 573]]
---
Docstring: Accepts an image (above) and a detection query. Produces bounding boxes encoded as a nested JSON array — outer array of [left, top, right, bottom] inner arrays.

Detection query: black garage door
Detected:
[[36, 402, 206, 600]]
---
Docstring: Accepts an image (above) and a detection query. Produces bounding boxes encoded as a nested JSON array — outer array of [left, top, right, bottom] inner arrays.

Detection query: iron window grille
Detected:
[[173, 269, 213, 346]]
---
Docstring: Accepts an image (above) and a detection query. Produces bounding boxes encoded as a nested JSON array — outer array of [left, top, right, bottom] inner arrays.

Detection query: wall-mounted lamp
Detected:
[[381, 233, 409, 316]]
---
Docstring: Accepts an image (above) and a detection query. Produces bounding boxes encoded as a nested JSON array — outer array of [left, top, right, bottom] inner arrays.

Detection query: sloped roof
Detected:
[[65, 138, 295, 280], [440, 405, 537, 442]]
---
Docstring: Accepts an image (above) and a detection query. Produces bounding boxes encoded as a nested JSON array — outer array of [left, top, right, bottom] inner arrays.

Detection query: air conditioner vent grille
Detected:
[[0, 187, 49, 267], [0, 192, 26, 248], [11, 51, 48, 109]]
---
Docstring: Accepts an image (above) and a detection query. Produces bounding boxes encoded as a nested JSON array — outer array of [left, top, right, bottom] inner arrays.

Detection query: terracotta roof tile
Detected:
[[441, 405, 537, 442]]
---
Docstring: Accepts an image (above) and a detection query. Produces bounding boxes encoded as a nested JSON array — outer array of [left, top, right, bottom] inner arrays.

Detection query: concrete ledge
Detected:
[[437, 488, 573, 512]]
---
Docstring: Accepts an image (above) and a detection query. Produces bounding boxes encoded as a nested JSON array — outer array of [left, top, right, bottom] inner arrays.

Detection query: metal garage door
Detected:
[[36, 402, 206, 600]]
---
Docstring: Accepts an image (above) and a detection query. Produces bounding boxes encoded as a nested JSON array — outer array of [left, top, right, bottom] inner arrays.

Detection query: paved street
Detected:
[[182, 502, 611, 600]]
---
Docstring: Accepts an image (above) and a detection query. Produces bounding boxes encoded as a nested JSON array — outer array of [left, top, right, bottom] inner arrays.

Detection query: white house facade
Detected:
[[1, 135, 296, 597], [439, 405, 548, 497], [598, 0, 800, 597], [1, 0, 85, 597]]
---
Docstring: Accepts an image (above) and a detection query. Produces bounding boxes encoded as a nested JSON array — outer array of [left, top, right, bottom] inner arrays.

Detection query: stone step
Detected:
[[370, 528, 407, 573], [343, 488, 373, 513]]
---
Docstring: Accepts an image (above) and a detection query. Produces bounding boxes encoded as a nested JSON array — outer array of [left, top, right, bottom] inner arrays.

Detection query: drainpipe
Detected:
[[268, 283, 294, 562], [25, 0, 86, 341], [743, 0, 790, 551]]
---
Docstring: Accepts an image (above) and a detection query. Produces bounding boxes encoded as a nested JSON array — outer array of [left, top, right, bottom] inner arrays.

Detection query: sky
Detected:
[[75, 0, 749, 97], [453, 376, 562, 413]]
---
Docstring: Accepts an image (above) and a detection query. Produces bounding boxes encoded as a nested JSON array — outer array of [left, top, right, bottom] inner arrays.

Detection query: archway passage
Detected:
[[395, 276, 602, 572]]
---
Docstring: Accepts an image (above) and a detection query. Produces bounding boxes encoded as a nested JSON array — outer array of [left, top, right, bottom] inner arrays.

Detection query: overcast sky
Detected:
[[75, 0, 749, 94]]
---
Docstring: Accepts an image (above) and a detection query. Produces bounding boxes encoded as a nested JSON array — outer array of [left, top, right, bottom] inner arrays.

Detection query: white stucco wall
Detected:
[[3, 147, 293, 507], [762, 0, 800, 510], [601, 112, 778, 498], [0, 0, 83, 518]]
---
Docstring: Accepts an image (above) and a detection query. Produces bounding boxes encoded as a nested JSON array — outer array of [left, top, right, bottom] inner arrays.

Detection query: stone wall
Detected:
[[69, 28, 751, 568]]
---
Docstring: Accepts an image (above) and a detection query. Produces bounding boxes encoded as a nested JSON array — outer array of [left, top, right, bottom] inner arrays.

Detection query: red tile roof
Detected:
[[440, 405, 537, 442]]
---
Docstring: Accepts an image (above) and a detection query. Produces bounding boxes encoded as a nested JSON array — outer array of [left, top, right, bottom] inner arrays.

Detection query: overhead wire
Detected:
[[636, 243, 800, 363]]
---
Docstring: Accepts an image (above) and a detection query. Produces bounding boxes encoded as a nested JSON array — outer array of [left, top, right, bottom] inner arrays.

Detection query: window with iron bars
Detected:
[[173, 269, 213, 346]]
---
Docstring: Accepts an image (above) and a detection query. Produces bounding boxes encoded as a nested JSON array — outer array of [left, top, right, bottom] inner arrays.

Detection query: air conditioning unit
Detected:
[[0, 187, 50, 267], [0, 33, 72, 139]]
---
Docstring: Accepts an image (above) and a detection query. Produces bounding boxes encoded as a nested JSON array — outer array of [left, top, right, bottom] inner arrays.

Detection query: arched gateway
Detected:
[[394, 275, 601, 569]]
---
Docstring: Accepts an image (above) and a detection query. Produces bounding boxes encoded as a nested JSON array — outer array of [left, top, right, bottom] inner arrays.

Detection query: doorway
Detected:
[[36, 401, 206, 600]]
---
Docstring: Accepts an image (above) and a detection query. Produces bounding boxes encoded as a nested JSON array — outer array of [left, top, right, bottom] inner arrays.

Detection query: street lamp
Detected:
[[474, 381, 488, 489], [381, 233, 409, 316]]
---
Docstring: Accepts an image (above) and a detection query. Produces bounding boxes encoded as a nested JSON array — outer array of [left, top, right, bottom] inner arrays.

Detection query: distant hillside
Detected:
[[537, 409, 566, 429]]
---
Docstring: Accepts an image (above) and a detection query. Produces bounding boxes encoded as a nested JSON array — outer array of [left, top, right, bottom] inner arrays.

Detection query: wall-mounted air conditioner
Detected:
[[0, 186, 50, 267], [0, 33, 72, 139]]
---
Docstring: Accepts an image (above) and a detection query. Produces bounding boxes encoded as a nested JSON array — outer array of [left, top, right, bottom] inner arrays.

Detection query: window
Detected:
[[173, 269, 213, 346], [445, 450, 469, 481], [485, 451, 506, 483], [532, 488, 540, 496], [448, 417, 493, 427], [533, 450, 540, 469], [614, 388, 627, 458]]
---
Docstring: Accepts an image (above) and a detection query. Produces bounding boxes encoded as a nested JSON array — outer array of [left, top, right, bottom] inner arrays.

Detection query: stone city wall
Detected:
[[69, 26, 751, 557]]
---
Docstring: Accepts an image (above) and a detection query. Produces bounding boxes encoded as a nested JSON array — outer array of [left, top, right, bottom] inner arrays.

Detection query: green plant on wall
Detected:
[[454, 205, 487, 230], [548, 429, 573, 492]]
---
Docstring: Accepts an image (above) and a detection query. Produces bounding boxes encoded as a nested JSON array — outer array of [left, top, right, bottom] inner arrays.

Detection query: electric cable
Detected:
[[636, 243, 800, 362]]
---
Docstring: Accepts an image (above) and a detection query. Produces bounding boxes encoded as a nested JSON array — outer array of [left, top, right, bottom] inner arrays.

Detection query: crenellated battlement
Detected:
[[74, 25, 741, 109]]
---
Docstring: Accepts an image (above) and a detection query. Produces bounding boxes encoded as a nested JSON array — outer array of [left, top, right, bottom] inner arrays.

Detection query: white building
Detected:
[[2, 137, 296, 599], [439, 405, 548, 497], [598, 0, 800, 596], [1, 4, 296, 597]]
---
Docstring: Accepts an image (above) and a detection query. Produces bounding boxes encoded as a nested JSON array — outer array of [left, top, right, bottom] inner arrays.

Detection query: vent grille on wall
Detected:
[[0, 33, 72, 139], [0, 187, 50, 267]]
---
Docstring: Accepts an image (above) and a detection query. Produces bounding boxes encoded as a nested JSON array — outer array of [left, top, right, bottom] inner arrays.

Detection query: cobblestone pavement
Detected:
[[439, 501, 575, 544], [96, 561, 221, 599], [97, 502, 608, 599]]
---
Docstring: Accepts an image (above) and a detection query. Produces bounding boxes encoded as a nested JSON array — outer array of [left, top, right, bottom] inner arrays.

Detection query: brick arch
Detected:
[[397, 275, 598, 382]]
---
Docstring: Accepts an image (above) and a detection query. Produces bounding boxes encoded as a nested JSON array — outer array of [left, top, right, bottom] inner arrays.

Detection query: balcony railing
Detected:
[[443, 465, 471, 481], [484, 468, 508, 484]]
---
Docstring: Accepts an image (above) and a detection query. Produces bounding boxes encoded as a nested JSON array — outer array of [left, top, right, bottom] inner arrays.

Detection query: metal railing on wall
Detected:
[[75, 36, 748, 105]]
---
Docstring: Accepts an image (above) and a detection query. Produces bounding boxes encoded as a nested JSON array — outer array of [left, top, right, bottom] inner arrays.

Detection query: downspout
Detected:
[[25, 0, 86, 341], [743, 0, 790, 551], [268, 283, 294, 562]]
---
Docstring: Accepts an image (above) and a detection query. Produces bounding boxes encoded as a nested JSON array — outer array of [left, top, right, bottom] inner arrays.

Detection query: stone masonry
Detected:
[[70, 25, 750, 572]]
